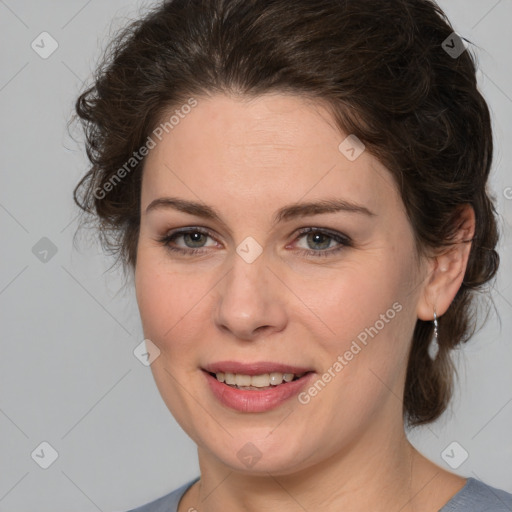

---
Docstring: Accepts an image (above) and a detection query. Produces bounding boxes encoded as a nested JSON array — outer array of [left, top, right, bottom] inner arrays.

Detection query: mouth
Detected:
[[201, 361, 315, 412], [205, 370, 309, 390]]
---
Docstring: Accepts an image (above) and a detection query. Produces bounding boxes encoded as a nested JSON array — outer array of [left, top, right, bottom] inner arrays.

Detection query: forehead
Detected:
[[141, 93, 396, 214]]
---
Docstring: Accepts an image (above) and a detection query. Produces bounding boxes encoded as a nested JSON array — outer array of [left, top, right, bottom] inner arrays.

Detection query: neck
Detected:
[[186, 416, 444, 512]]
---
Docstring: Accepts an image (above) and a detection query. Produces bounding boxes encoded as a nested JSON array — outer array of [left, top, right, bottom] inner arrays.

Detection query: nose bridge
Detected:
[[214, 245, 287, 339]]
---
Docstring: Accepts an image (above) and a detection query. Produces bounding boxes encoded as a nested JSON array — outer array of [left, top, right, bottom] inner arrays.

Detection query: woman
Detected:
[[73, 0, 512, 510]]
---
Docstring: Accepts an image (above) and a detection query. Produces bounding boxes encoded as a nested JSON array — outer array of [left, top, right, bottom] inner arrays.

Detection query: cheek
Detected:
[[134, 248, 213, 357], [134, 251, 206, 432], [135, 248, 179, 346], [296, 281, 412, 440], [302, 250, 416, 392], [304, 257, 405, 339], [135, 260, 167, 338]]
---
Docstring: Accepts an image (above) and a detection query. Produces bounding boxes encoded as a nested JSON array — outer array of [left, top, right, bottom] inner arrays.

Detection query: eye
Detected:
[[292, 228, 351, 257], [157, 226, 352, 258], [157, 227, 218, 255]]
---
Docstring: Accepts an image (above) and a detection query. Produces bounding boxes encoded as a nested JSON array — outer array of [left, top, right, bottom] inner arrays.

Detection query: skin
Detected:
[[134, 93, 474, 511]]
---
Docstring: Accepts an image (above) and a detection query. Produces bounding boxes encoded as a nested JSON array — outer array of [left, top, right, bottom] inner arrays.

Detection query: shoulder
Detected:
[[124, 476, 512, 511], [441, 477, 512, 511], [125, 477, 199, 512]]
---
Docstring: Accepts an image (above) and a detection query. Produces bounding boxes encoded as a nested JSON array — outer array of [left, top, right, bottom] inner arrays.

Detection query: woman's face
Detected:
[[135, 93, 428, 475]]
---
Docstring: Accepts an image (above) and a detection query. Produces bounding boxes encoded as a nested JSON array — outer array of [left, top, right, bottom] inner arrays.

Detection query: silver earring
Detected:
[[428, 308, 440, 360]]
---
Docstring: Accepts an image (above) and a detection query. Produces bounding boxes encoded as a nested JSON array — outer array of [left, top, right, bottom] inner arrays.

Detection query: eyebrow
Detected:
[[145, 197, 375, 224]]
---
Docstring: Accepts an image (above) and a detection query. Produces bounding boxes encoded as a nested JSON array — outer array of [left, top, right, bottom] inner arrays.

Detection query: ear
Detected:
[[416, 204, 475, 321]]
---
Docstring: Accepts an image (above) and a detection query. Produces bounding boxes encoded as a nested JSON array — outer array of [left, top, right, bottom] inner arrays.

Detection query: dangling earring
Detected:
[[428, 307, 440, 360]]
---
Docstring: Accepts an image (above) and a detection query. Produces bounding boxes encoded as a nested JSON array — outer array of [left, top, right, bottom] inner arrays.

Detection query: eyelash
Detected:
[[156, 227, 352, 258]]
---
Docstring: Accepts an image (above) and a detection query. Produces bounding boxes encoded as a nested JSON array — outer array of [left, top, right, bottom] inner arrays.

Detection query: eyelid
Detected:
[[157, 226, 219, 247], [289, 227, 351, 256], [157, 225, 352, 258], [292, 227, 351, 245]]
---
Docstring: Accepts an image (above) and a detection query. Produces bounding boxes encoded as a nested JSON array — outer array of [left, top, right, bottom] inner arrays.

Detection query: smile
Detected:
[[212, 371, 306, 389], [202, 361, 314, 412]]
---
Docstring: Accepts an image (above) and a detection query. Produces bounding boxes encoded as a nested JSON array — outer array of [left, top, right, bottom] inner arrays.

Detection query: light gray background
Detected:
[[1, 1, 511, 511]]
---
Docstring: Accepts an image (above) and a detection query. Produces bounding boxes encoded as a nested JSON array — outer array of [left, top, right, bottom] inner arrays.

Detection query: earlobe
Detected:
[[416, 204, 475, 321]]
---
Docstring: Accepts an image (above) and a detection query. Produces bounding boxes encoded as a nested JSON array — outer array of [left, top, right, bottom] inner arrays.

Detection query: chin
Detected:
[[196, 426, 321, 476]]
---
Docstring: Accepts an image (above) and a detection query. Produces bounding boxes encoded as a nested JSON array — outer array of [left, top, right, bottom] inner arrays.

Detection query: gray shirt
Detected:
[[127, 476, 512, 511]]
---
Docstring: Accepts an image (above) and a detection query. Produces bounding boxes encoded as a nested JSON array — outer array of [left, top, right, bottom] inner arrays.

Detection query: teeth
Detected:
[[251, 374, 270, 387], [214, 371, 303, 388], [235, 374, 252, 387], [225, 372, 236, 385], [269, 372, 283, 385]]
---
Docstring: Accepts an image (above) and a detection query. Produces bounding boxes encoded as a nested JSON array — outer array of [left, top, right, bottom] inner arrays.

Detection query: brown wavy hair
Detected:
[[73, 0, 500, 427]]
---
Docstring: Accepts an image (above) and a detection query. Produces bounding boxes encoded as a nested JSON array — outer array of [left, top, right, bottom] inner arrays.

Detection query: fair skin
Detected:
[[134, 93, 474, 511]]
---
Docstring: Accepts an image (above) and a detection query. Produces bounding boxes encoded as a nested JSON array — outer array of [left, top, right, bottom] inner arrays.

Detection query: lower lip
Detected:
[[203, 371, 314, 413]]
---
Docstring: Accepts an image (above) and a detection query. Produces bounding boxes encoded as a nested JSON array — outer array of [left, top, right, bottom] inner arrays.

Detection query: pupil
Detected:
[[308, 232, 330, 250], [185, 232, 205, 247]]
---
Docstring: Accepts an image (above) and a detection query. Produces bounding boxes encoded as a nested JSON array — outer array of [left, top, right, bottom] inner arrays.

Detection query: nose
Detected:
[[213, 252, 288, 341]]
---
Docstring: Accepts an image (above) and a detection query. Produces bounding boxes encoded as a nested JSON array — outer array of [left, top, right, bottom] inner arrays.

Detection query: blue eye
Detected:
[[174, 231, 209, 248], [293, 228, 351, 257], [157, 228, 216, 255], [157, 227, 351, 258]]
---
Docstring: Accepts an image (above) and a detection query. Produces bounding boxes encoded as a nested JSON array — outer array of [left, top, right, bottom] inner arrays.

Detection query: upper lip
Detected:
[[203, 361, 313, 376]]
